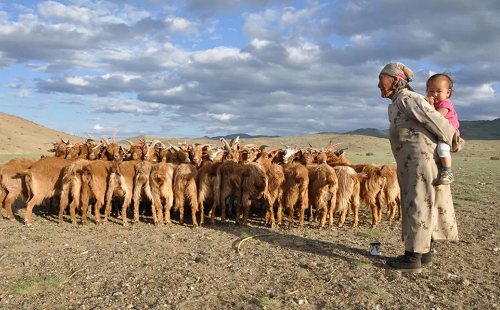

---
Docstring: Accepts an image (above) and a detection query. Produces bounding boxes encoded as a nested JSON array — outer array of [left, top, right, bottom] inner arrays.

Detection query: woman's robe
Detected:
[[388, 89, 464, 253]]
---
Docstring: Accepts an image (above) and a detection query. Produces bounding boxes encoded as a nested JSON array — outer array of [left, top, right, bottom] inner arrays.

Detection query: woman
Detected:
[[378, 62, 464, 273]]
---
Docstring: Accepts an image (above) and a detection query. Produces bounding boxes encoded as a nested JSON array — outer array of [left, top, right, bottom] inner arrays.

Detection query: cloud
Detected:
[[17, 89, 30, 97], [165, 15, 197, 35], [37, 1, 98, 24], [93, 124, 104, 131], [0, 0, 499, 138]]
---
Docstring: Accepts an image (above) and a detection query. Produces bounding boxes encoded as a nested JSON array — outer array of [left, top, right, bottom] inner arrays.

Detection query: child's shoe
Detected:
[[438, 170, 454, 185]]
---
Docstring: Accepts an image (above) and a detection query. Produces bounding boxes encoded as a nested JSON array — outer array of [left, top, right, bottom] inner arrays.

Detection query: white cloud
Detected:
[[93, 124, 103, 130], [0, 0, 498, 138], [165, 15, 197, 35], [17, 89, 30, 97], [38, 1, 97, 24], [66, 77, 89, 86]]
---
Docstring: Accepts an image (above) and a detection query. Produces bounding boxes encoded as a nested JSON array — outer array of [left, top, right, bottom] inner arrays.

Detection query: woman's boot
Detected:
[[387, 251, 422, 273]]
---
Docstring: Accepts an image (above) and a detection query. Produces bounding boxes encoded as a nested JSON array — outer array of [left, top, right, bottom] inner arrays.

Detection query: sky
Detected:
[[0, 0, 499, 140]]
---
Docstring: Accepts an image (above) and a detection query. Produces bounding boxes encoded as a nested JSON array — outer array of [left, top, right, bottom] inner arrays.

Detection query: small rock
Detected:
[[462, 279, 471, 286], [112, 292, 123, 297], [298, 298, 308, 305], [194, 256, 208, 264], [126, 305, 134, 309], [447, 273, 458, 279]]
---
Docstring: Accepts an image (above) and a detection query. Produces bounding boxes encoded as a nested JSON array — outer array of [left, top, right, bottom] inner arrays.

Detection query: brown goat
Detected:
[[80, 160, 115, 224], [150, 162, 175, 225], [332, 166, 363, 227], [256, 151, 285, 228], [130, 141, 160, 224], [211, 160, 243, 223], [351, 164, 386, 228], [196, 149, 224, 226], [0, 158, 37, 220], [380, 164, 401, 221], [58, 159, 90, 224], [19, 157, 72, 225], [47, 139, 70, 158], [275, 148, 310, 229], [172, 163, 199, 226], [239, 162, 267, 224], [308, 163, 338, 228]]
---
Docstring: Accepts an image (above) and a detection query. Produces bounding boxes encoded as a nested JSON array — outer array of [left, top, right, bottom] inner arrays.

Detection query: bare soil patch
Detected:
[[0, 157, 499, 310]]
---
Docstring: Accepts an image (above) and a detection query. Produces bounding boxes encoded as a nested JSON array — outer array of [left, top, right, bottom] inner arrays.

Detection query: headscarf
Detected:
[[380, 62, 415, 91]]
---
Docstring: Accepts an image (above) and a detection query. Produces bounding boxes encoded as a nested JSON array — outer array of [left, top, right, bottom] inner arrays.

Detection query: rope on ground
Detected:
[[236, 234, 275, 254]]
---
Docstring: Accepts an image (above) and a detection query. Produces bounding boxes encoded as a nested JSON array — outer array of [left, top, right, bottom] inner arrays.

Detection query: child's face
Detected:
[[427, 77, 451, 104]]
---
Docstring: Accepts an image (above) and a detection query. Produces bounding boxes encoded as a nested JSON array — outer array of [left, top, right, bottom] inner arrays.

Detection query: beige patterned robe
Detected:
[[388, 89, 464, 253]]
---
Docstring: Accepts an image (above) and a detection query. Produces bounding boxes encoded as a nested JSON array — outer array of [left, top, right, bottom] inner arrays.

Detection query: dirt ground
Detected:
[[0, 156, 499, 310]]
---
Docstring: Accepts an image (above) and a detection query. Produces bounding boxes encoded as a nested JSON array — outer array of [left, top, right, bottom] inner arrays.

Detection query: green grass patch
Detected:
[[11, 276, 66, 295], [361, 229, 383, 239], [0, 241, 25, 249], [240, 231, 251, 239], [353, 260, 372, 268], [366, 285, 393, 299], [258, 296, 275, 308]]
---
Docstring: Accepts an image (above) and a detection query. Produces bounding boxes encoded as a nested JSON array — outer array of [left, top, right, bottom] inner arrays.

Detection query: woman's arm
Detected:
[[394, 91, 464, 152]]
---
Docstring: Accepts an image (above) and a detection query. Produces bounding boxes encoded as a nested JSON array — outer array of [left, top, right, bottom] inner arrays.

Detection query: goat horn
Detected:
[[279, 141, 291, 149], [126, 140, 134, 146], [86, 133, 96, 140], [328, 142, 342, 151], [112, 133, 116, 143], [220, 138, 230, 151], [92, 142, 104, 150], [98, 136, 110, 145], [326, 140, 332, 150]]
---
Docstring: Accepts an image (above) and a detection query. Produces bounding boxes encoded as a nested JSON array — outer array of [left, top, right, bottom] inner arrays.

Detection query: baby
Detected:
[[426, 73, 460, 185]]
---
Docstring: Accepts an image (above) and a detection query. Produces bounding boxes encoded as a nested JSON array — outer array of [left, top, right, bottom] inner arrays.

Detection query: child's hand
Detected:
[[426, 96, 435, 105]]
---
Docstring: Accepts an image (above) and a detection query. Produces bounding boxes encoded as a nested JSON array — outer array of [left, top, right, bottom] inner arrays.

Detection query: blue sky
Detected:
[[0, 0, 499, 139]]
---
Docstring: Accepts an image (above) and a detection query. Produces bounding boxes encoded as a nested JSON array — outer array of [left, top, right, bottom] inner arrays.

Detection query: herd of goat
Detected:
[[0, 134, 401, 229]]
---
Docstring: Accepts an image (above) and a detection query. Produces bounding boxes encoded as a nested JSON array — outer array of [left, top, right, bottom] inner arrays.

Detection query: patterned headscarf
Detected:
[[380, 62, 414, 81], [380, 62, 415, 91]]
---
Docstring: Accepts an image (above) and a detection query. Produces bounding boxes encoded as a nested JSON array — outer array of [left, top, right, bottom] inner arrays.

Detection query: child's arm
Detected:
[[436, 107, 449, 117]]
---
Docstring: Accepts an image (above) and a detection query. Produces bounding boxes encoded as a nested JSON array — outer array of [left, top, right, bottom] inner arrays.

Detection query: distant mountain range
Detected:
[[204, 133, 280, 140], [316, 118, 500, 140]]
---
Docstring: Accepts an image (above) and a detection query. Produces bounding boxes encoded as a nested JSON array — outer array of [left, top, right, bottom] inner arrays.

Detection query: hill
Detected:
[[0, 112, 498, 162], [321, 118, 500, 140], [203, 133, 280, 140], [459, 118, 500, 140], [0, 112, 83, 155]]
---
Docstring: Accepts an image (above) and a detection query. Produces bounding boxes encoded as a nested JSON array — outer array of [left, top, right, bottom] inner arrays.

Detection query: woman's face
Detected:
[[378, 74, 396, 98]]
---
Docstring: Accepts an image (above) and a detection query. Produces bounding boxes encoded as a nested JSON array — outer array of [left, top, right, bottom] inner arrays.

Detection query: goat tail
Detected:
[[229, 174, 241, 189], [213, 169, 222, 206], [20, 171, 33, 199]]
